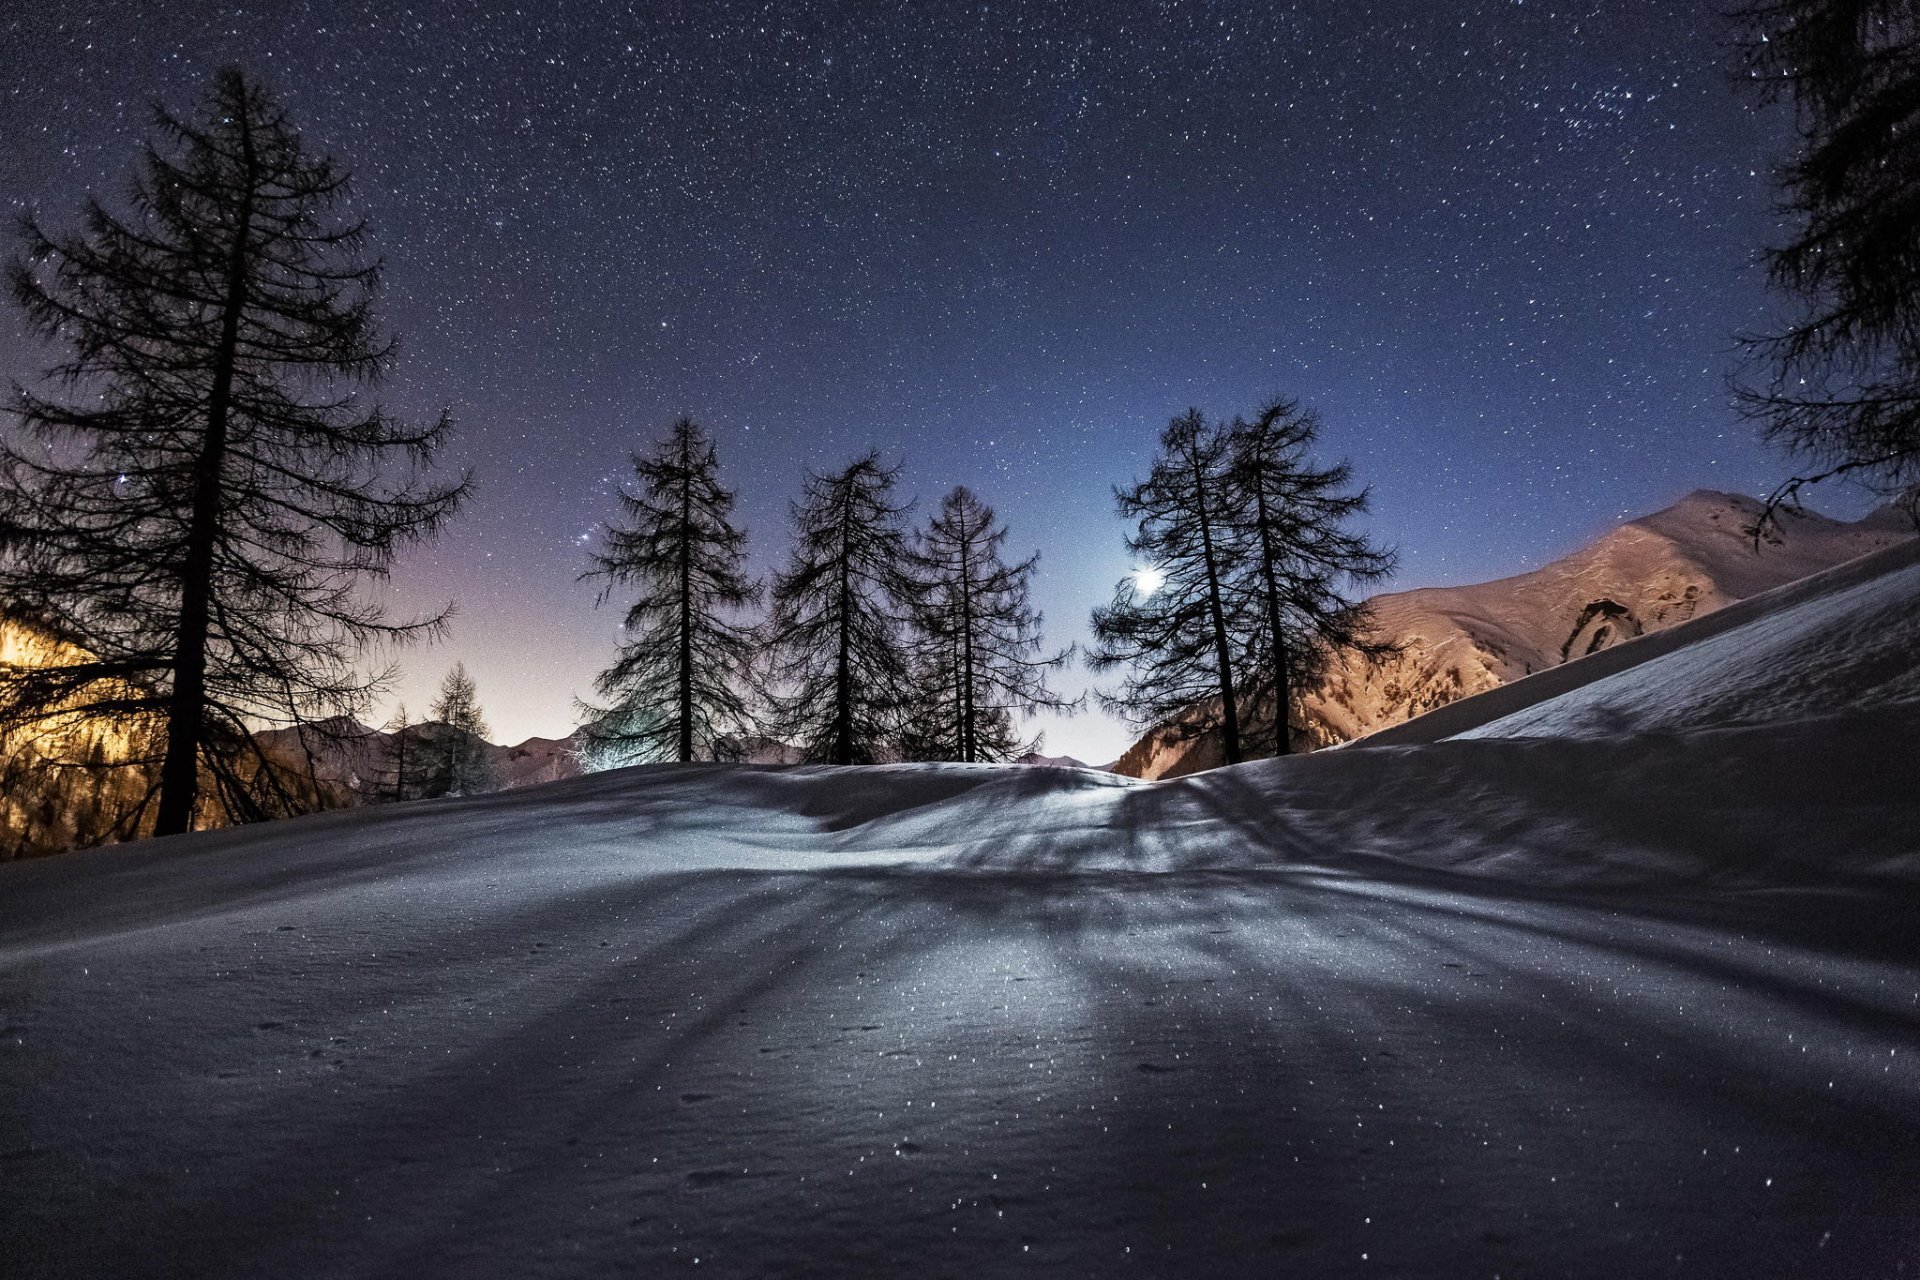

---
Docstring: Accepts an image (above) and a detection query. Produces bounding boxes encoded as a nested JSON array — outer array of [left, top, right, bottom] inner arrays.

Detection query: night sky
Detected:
[[1, 1, 1832, 762]]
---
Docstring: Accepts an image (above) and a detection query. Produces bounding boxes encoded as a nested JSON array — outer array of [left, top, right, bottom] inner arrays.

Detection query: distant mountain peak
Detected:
[[1113, 489, 1914, 780], [1014, 752, 1095, 770]]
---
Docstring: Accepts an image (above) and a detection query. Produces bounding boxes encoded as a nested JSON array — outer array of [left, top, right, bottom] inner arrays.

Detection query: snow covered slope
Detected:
[[1116, 489, 1911, 778], [4, 534, 1918, 1278], [1363, 534, 1920, 746]]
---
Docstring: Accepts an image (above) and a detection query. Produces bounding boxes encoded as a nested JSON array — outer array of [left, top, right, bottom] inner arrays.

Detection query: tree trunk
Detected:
[[676, 467, 695, 763], [831, 490, 855, 765], [1191, 450, 1242, 766], [957, 507, 976, 763], [1253, 487, 1293, 757], [155, 111, 257, 837]]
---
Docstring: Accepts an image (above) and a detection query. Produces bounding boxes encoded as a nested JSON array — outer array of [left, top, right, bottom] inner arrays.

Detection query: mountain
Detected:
[[1013, 751, 1096, 769], [251, 724, 809, 803], [255, 719, 586, 801], [1112, 488, 1914, 779]]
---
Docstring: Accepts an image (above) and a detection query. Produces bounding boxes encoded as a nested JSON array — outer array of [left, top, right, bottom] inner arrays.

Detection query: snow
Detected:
[[1364, 535, 1920, 745], [1119, 489, 1912, 778], [4, 531, 1919, 1276]]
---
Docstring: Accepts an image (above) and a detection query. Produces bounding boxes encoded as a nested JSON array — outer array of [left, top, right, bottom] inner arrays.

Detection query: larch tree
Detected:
[[578, 417, 759, 767], [374, 701, 429, 803], [428, 662, 493, 796], [906, 485, 1076, 762], [1089, 410, 1249, 765], [1734, 1, 1920, 521], [1222, 400, 1395, 756], [764, 452, 917, 765], [0, 68, 465, 837]]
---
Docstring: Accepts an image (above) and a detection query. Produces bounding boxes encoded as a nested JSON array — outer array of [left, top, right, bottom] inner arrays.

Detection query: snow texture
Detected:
[[3, 531, 1918, 1277]]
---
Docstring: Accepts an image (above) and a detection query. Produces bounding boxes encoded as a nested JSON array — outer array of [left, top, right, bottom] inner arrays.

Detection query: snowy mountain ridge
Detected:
[[1113, 488, 1913, 778]]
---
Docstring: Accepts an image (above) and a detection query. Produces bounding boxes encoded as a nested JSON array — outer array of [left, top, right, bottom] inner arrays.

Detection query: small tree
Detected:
[[1734, 1, 1920, 521], [428, 663, 494, 796], [0, 68, 465, 837], [579, 418, 758, 767], [764, 453, 916, 764], [373, 702, 430, 803], [1090, 410, 1248, 764], [906, 486, 1076, 762], [1222, 400, 1395, 755]]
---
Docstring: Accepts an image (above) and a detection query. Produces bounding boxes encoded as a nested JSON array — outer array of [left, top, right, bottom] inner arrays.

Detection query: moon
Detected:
[[1132, 565, 1166, 598]]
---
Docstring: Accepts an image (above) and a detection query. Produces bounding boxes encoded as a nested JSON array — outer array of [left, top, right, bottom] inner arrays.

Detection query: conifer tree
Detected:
[[1222, 400, 1395, 755], [1089, 410, 1248, 764], [374, 702, 429, 803], [0, 69, 465, 836], [764, 452, 916, 764], [428, 663, 494, 796], [906, 486, 1076, 762], [578, 418, 758, 766], [1735, 1, 1920, 518]]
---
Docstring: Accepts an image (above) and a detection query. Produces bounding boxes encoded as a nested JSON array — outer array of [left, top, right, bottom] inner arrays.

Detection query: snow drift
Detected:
[[3, 528, 1918, 1278]]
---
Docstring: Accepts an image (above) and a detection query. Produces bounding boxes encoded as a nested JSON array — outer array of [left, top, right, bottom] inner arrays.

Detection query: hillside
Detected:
[[4, 524, 1917, 1278], [1113, 488, 1912, 778], [255, 719, 586, 801]]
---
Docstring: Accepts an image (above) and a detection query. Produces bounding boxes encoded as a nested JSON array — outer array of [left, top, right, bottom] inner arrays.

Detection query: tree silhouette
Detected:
[[428, 663, 493, 796], [1090, 410, 1248, 764], [0, 68, 465, 837], [579, 418, 758, 766], [764, 452, 916, 765], [1734, 1, 1920, 521], [374, 702, 430, 803], [1222, 400, 1395, 755], [906, 486, 1076, 762]]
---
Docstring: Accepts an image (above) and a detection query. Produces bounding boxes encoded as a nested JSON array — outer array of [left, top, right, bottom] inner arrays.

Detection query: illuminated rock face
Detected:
[[1114, 490, 1914, 779], [3, 619, 331, 856], [0, 616, 154, 858]]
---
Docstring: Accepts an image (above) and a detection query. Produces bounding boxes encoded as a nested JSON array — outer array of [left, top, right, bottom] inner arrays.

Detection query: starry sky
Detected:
[[0, 1, 1839, 762]]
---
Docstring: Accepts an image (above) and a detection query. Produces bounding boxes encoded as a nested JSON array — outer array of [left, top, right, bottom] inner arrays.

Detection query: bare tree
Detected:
[[0, 68, 465, 837], [428, 663, 494, 796], [1222, 400, 1395, 756], [374, 702, 429, 803], [1089, 410, 1247, 764], [1734, 1, 1920, 524], [764, 452, 916, 765], [906, 486, 1076, 762], [579, 418, 758, 767]]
